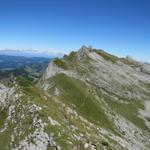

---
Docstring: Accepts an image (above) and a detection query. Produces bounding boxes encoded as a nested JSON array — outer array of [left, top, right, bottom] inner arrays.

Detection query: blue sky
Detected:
[[0, 0, 150, 61]]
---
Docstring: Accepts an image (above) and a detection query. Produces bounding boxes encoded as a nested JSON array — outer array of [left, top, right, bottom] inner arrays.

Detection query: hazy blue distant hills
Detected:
[[0, 55, 50, 81], [0, 55, 49, 70], [0, 49, 64, 58]]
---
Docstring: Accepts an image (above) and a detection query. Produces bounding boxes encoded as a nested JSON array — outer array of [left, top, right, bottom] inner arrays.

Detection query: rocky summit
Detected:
[[0, 46, 150, 150]]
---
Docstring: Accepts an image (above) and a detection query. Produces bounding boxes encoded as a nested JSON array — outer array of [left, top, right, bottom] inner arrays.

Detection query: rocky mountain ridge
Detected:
[[0, 46, 150, 150], [42, 46, 150, 100]]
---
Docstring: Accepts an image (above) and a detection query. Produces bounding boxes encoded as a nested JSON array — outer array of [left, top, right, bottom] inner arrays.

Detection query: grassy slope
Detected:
[[105, 98, 149, 131], [17, 77, 78, 149], [94, 49, 118, 63], [0, 109, 12, 150], [17, 77, 117, 149], [50, 73, 119, 134], [0, 109, 7, 128], [53, 58, 68, 69]]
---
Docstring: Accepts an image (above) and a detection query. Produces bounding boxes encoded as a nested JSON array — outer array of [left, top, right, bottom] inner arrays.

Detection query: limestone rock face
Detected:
[[140, 63, 150, 75], [43, 46, 150, 100], [39, 46, 150, 149]]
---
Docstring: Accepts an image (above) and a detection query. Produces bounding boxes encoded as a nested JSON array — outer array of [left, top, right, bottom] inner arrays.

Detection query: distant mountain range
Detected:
[[0, 49, 64, 58], [0, 55, 50, 82]]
